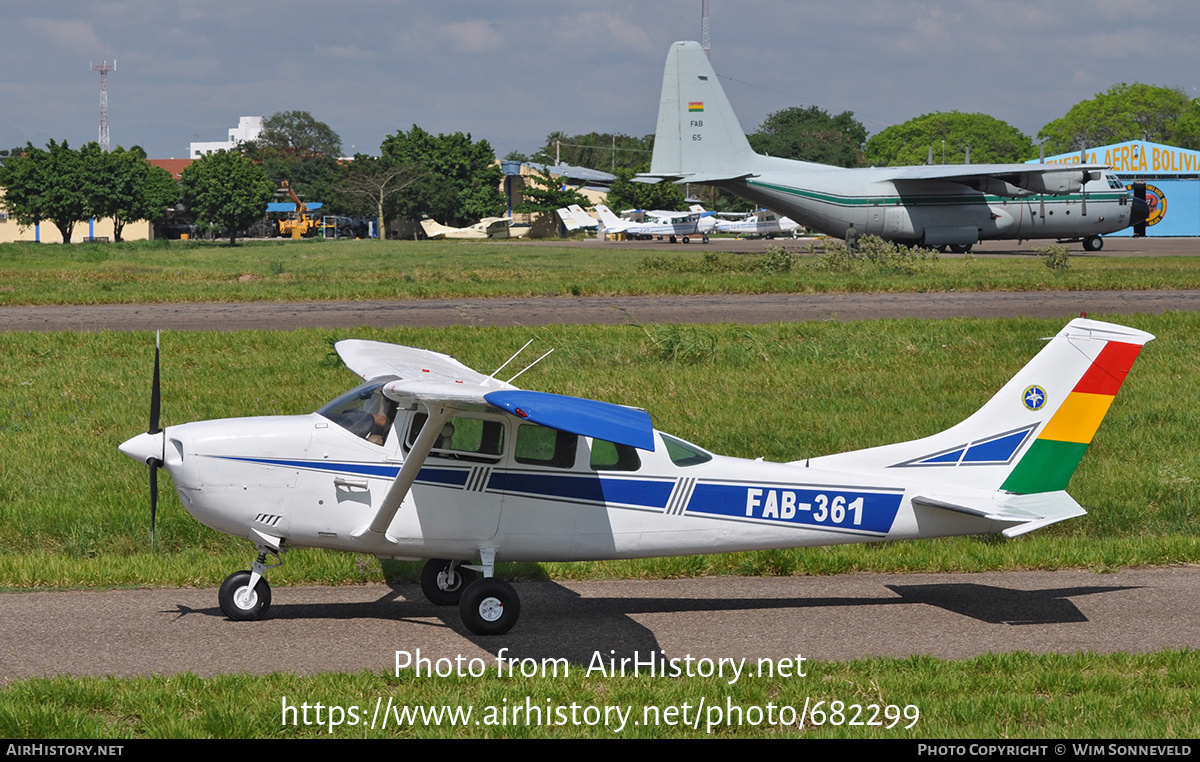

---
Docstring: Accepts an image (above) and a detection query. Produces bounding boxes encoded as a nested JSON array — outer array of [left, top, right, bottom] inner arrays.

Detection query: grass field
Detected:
[[2, 265, 1197, 739], [2, 237, 1200, 305]]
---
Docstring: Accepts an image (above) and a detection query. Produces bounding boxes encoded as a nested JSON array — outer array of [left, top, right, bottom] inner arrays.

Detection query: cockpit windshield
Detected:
[[317, 378, 399, 445]]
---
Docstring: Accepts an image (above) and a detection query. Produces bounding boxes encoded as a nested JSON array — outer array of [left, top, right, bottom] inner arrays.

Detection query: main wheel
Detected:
[[421, 559, 478, 606], [1083, 235, 1103, 252], [459, 578, 520, 636], [682, 236, 690, 244], [219, 570, 271, 621]]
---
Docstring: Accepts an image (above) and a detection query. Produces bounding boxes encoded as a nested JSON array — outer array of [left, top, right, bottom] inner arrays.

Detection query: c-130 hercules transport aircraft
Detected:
[[642, 41, 1149, 252], [120, 318, 1152, 635]]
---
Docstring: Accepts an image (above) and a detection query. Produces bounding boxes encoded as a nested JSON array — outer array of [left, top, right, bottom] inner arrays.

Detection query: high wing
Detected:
[[337, 340, 657, 545], [479, 217, 510, 235], [886, 163, 1109, 197]]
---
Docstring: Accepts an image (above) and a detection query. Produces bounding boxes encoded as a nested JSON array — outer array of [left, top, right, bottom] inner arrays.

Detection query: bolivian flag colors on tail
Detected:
[[688, 101, 704, 112], [1002, 338, 1145, 494]]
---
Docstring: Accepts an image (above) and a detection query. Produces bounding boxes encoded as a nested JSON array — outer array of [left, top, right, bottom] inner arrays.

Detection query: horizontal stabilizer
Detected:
[[484, 390, 655, 451], [637, 171, 758, 184], [912, 491, 1086, 537]]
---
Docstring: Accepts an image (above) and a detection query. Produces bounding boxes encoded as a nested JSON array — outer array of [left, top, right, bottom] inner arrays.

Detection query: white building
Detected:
[[189, 116, 263, 159]]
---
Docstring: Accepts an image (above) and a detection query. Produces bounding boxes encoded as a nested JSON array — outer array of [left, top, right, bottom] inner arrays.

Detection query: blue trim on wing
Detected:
[[484, 390, 656, 451]]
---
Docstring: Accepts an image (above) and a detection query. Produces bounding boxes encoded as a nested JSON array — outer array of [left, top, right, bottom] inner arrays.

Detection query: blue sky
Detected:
[[2, 1, 1198, 160]]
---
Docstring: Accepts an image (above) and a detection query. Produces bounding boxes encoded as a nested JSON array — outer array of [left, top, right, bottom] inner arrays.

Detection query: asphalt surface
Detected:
[[3, 567, 1198, 682]]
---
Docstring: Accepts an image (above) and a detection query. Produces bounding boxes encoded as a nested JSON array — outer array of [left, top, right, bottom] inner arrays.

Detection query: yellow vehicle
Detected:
[[277, 180, 319, 239]]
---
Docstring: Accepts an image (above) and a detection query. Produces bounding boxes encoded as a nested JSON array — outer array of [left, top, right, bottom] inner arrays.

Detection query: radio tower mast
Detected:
[[701, 0, 711, 59], [91, 57, 116, 152]]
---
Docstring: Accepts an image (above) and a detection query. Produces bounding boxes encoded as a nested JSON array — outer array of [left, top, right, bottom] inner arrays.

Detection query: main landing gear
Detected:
[[420, 553, 520, 636], [219, 548, 521, 635], [1083, 235, 1104, 252]]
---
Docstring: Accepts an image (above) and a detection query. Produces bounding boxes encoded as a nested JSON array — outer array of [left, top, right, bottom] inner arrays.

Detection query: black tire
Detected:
[[420, 559, 478, 606], [1083, 236, 1103, 252], [682, 236, 690, 244], [219, 570, 271, 621], [459, 578, 520, 636]]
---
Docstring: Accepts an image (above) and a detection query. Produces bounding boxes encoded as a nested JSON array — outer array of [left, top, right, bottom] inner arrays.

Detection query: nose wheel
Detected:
[[218, 548, 279, 621], [219, 570, 271, 620]]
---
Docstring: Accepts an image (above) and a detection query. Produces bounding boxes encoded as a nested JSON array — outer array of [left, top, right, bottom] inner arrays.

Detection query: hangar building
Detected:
[[1034, 141, 1200, 236]]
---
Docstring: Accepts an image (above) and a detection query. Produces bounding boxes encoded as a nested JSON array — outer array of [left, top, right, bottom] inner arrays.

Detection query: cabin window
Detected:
[[515, 424, 578, 468], [317, 380, 399, 445], [661, 433, 713, 467], [408, 412, 505, 462], [589, 439, 641, 471]]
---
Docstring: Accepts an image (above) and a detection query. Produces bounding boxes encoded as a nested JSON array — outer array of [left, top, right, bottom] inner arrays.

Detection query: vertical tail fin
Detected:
[[649, 41, 764, 177], [805, 318, 1154, 494]]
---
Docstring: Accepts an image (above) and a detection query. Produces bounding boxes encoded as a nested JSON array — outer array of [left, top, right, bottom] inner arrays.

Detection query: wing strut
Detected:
[[352, 404, 454, 544]]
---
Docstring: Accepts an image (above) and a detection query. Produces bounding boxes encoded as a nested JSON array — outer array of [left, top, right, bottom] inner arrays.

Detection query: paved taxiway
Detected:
[[3, 567, 1198, 682]]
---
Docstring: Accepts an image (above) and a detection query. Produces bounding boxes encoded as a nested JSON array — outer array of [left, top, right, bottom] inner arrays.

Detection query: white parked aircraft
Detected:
[[420, 214, 530, 240], [120, 319, 1151, 635], [595, 204, 716, 243], [643, 42, 1148, 252], [715, 209, 802, 239], [555, 204, 598, 232]]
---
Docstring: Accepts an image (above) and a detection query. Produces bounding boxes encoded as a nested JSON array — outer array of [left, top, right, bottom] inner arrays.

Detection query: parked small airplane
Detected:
[[119, 318, 1151, 635], [595, 203, 716, 243], [555, 204, 598, 232], [643, 41, 1149, 252], [715, 209, 802, 239], [420, 214, 530, 240]]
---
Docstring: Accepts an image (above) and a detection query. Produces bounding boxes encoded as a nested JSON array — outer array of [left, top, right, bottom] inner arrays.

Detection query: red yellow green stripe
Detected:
[[1002, 341, 1142, 494], [688, 101, 704, 112]]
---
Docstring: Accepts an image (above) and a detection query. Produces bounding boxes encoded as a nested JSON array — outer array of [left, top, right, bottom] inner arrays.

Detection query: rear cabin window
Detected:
[[589, 439, 641, 471], [515, 424, 578, 468], [661, 434, 713, 467], [408, 412, 505, 462]]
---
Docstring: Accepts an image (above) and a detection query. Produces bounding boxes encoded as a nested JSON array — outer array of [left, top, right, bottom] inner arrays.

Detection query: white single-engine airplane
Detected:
[[119, 318, 1151, 635], [420, 214, 531, 240], [715, 209, 802, 239], [643, 41, 1149, 252], [595, 203, 716, 243]]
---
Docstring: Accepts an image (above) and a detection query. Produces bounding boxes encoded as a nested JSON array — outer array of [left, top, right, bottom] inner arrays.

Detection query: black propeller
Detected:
[[147, 331, 164, 549], [1131, 182, 1149, 237]]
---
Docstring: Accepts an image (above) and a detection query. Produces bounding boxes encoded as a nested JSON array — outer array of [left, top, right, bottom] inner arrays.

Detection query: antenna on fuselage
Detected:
[[506, 349, 554, 384], [488, 338, 535, 382]]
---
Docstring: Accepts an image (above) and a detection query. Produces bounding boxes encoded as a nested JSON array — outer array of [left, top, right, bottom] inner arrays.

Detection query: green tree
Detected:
[[80, 144, 180, 242], [255, 110, 343, 157], [0, 140, 88, 243], [246, 111, 344, 210], [513, 165, 589, 216], [865, 112, 1035, 166], [337, 155, 429, 240], [380, 126, 504, 227], [1038, 83, 1197, 154], [180, 150, 274, 246], [605, 166, 686, 213], [748, 106, 867, 167]]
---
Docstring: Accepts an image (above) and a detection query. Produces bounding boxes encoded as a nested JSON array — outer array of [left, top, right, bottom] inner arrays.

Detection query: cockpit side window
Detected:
[[407, 412, 505, 462], [317, 379, 399, 445], [589, 438, 641, 471], [515, 424, 578, 468]]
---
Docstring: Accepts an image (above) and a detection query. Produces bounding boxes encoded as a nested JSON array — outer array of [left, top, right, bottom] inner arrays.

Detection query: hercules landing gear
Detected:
[[420, 558, 479, 606], [219, 548, 279, 621], [1083, 235, 1103, 252]]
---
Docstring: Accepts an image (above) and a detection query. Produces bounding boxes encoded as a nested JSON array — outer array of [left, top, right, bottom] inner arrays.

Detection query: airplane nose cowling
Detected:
[[119, 430, 165, 465]]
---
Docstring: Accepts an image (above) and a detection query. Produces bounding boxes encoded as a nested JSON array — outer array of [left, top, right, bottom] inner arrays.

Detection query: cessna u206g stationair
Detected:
[[120, 319, 1151, 635], [644, 42, 1149, 252]]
